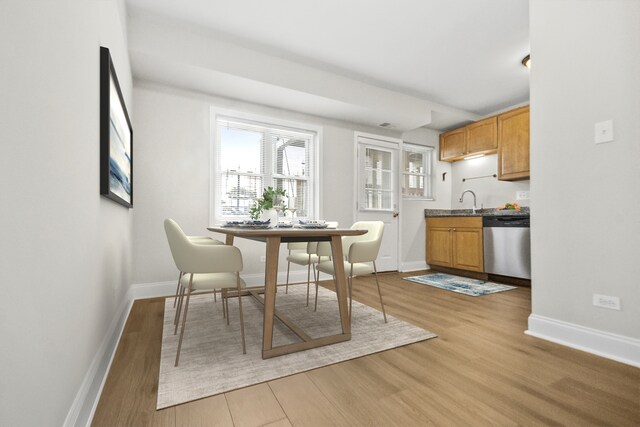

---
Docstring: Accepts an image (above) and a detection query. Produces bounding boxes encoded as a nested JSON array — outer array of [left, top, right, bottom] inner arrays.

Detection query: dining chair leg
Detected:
[[225, 289, 230, 325], [222, 288, 227, 319], [306, 254, 313, 306], [372, 262, 387, 323], [175, 274, 194, 366], [313, 264, 319, 312], [313, 264, 320, 311], [285, 258, 291, 294], [348, 264, 354, 321], [236, 274, 246, 354], [174, 284, 186, 332], [173, 272, 182, 308]]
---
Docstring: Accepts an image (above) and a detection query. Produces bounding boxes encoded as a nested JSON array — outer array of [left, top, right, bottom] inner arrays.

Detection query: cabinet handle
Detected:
[[452, 228, 456, 231]]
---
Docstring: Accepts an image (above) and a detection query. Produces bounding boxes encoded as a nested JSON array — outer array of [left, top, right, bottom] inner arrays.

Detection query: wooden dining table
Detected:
[[207, 226, 367, 359]]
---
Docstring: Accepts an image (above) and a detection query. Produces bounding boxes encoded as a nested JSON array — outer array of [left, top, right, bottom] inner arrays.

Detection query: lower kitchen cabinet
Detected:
[[426, 217, 484, 272]]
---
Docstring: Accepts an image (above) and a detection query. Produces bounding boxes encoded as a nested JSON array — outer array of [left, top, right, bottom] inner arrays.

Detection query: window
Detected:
[[214, 116, 317, 221], [402, 143, 433, 199]]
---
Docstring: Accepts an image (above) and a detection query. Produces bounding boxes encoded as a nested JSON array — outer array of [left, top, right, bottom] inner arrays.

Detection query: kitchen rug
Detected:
[[403, 273, 517, 296], [157, 284, 436, 409]]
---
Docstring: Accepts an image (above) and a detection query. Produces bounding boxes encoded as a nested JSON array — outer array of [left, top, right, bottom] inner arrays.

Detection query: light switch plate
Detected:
[[516, 191, 530, 200], [593, 294, 621, 310], [594, 120, 614, 144]]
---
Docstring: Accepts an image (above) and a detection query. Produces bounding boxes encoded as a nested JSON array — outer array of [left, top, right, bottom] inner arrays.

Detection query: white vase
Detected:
[[260, 208, 278, 225]]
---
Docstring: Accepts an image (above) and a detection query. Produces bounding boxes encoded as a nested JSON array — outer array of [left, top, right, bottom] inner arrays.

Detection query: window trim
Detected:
[[209, 109, 321, 226], [401, 143, 435, 201]]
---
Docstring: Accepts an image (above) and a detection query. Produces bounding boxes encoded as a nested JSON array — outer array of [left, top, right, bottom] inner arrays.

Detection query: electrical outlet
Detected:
[[593, 294, 621, 310], [260, 256, 266, 263], [516, 191, 530, 200]]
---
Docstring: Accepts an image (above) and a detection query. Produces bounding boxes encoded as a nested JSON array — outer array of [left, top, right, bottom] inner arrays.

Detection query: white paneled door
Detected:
[[355, 134, 400, 272]]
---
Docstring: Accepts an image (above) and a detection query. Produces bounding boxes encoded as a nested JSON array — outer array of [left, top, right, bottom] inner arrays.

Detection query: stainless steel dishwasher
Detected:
[[483, 215, 531, 279]]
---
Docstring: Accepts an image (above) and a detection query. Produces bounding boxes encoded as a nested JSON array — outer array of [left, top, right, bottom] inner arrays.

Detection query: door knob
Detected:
[[392, 211, 399, 218]]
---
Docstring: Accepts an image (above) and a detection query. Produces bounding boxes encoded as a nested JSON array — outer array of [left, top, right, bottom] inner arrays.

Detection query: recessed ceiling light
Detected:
[[522, 54, 531, 68]]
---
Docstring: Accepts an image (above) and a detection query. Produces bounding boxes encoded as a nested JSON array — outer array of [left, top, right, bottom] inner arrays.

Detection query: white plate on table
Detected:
[[298, 223, 329, 229]]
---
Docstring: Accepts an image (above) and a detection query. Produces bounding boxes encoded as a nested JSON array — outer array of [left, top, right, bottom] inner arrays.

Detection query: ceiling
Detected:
[[126, 0, 530, 130]]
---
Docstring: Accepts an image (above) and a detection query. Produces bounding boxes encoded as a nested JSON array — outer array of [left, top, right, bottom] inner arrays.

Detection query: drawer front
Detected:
[[427, 216, 482, 229]]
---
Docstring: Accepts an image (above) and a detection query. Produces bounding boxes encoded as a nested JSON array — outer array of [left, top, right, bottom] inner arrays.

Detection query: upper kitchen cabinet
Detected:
[[439, 116, 498, 162], [465, 116, 497, 154], [439, 128, 466, 161], [498, 106, 530, 181]]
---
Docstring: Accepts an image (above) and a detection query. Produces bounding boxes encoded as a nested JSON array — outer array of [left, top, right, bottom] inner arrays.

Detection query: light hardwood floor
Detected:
[[92, 271, 640, 426]]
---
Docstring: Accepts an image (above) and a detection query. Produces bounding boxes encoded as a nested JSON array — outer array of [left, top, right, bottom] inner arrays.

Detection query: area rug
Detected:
[[403, 273, 517, 296], [157, 284, 436, 409]]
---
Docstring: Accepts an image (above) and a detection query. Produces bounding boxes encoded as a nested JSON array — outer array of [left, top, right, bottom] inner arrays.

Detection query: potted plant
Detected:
[[249, 187, 288, 221]]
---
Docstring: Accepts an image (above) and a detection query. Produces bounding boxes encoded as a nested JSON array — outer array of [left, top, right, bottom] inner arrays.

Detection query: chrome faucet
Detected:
[[459, 189, 478, 214]]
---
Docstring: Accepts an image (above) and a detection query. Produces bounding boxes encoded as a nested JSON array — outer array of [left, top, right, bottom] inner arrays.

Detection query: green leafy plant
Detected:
[[497, 202, 522, 211], [249, 187, 288, 220]]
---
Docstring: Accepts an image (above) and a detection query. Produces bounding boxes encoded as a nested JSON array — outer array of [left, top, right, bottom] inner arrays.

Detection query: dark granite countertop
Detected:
[[424, 207, 530, 218]]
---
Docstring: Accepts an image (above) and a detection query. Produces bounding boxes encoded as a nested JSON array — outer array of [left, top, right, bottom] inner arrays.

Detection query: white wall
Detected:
[[400, 128, 452, 270], [529, 0, 640, 361], [0, 1, 132, 425], [450, 154, 530, 209], [132, 83, 402, 285]]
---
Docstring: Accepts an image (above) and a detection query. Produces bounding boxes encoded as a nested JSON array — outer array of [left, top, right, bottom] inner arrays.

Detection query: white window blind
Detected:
[[402, 143, 434, 199], [215, 117, 316, 221]]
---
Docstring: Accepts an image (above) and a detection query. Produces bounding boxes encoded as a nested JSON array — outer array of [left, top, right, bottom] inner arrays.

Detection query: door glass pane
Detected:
[[366, 170, 392, 190], [365, 148, 391, 170], [362, 147, 393, 210], [364, 190, 392, 210]]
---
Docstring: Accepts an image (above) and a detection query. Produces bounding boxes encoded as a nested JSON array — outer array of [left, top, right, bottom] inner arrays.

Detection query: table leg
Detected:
[[262, 236, 281, 356], [330, 235, 351, 335], [225, 235, 234, 245]]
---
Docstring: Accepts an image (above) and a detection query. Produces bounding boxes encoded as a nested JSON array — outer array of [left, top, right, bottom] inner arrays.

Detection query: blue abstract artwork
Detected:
[[100, 47, 132, 208]]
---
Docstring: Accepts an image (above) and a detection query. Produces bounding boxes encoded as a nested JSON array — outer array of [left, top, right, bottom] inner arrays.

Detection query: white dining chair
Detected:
[[315, 221, 387, 322], [172, 236, 225, 309], [284, 242, 319, 306], [164, 219, 247, 366], [285, 222, 338, 308]]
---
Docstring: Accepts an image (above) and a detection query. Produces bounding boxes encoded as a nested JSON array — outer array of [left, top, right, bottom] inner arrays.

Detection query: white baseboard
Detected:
[[399, 261, 428, 272], [71, 267, 326, 426], [64, 291, 133, 427], [526, 314, 640, 368]]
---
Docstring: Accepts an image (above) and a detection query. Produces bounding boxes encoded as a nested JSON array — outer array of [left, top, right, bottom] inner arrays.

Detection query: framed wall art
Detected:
[[100, 46, 132, 208]]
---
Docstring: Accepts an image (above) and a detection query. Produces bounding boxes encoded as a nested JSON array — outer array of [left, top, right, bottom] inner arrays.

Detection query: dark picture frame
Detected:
[[100, 46, 133, 208]]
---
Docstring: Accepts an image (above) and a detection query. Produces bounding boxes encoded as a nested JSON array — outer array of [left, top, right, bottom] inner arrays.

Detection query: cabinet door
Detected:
[[498, 106, 530, 180], [452, 228, 484, 272], [439, 128, 465, 161], [426, 227, 453, 267], [465, 116, 497, 154]]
